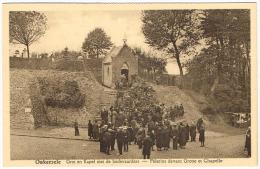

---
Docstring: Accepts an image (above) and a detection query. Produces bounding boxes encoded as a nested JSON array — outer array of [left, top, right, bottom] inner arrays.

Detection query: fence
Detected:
[[139, 71, 182, 87], [10, 57, 102, 72], [10, 57, 53, 70]]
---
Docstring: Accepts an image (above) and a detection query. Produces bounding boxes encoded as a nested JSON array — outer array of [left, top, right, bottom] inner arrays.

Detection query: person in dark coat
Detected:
[[147, 120, 155, 133], [123, 127, 129, 152], [136, 127, 146, 149], [115, 111, 125, 127], [74, 120, 80, 136], [142, 134, 153, 159], [189, 122, 196, 142], [178, 123, 186, 149], [103, 129, 112, 155], [244, 127, 251, 157], [180, 104, 184, 116], [92, 121, 99, 140], [162, 125, 171, 150], [149, 130, 156, 151], [88, 120, 93, 139], [171, 124, 179, 150], [199, 124, 205, 147], [185, 124, 190, 142], [110, 127, 116, 151], [101, 108, 109, 124], [99, 125, 107, 152], [156, 125, 163, 151], [116, 127, 124, 155], [127, 126, 134, 145], [197, 117, 203, 132]]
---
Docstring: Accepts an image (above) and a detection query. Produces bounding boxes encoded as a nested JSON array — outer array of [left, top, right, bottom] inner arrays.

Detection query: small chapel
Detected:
[[102, 40, 138, 88]]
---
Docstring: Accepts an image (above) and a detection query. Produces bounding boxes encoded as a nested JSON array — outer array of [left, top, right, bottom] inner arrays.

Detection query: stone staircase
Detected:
[[100, 88, 117, 108]]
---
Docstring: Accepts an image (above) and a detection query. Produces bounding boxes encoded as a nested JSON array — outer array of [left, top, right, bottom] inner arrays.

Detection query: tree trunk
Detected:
[[176, 56, 183, 76], [173, 42, 183, 76], [26, 44, 30, 59], [96, 48, 99, 59]]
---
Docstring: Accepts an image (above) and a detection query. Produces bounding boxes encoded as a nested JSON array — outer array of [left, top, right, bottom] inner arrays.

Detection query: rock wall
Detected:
[[10, 69, 113, 129], [10, 70, 35, 129]]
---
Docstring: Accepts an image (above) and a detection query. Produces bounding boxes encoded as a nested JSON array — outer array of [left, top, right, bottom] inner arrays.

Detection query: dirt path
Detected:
[[11, 133, 247, 160]]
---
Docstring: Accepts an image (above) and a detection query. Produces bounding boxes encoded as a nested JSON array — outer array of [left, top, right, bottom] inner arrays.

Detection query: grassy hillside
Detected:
[[151, 84, 207, 123]]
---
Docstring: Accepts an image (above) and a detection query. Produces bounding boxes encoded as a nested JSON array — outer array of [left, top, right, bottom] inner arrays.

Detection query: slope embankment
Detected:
[[151, 84, 209, 123], [10, 69, 115, 129]]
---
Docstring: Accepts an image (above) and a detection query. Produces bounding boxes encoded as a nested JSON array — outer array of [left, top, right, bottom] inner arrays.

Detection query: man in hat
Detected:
[[99, 125, 108, 153], [127, 125, 134, 145], [162, 124, 171, 150], [74, 120, 80, 136], [149, 130, 156, 151], [116, 127, 125, 155], [101, 107, 109, 124], [111, 109, 118, 126], [197, 117, 204, 132], [123, 126, 129, 152], [190, 122, 197, 142], [103, 128, 112, 155], [92, 120, 99, 140], [147, 120, 155, 133], [171, 123, 179, 150], [88, 120, 93, 140], [142, 134, 153, 159], [136, 126, 146, 149], [155, 123, 163, 151], [110, 126, 116, 151], [178, 122, 186, 149], [185, 123, 190, 142], [199, 123, 205, 147]]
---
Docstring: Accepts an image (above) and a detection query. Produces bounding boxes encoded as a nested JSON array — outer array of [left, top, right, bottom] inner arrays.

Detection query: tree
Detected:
[[82, 28, 113, 59], [133, 47, 167, 80], [200, 10, 250, 93], [142, 10, 200, 76], [9, 11, 47, 59], [185, 10, 250, 112], [62, 47, 69, 58]]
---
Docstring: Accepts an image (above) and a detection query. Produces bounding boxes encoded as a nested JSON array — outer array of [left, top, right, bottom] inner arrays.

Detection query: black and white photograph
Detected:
[[2, 2, 258, 167]]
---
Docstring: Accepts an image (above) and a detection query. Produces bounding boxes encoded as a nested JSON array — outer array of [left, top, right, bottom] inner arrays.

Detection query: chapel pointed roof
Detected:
[[103, 46, 123, 63]]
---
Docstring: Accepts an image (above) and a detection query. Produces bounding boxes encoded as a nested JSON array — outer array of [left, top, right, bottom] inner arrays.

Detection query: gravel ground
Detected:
[[11, 133, 247, 160]]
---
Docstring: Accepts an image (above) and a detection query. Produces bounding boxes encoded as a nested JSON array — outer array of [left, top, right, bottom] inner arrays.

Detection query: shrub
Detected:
[[38, 77, 85, 108], [213, 84, 250, 113]]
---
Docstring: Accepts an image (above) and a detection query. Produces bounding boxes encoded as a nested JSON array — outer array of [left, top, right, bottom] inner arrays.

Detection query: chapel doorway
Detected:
[[121, 63, 129, 81]]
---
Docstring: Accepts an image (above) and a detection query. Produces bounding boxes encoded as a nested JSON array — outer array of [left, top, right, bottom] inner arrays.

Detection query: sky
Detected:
[[10, 10, 182, 75]]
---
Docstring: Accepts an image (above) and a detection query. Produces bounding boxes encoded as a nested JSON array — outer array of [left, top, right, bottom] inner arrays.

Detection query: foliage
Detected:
[[117, 77, 158, 114], [53, 47, 81, 60], [38, 78, 85, 108], [9, 11, 47, 59], [82, 28, 113, 58], [184, 10, 250, 113], [142, 10, 200, 76], [133, 47, 167, 76]]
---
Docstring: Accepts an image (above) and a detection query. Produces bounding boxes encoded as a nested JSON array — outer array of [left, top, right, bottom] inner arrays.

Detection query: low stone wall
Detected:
[[46, 107, 92, 127]]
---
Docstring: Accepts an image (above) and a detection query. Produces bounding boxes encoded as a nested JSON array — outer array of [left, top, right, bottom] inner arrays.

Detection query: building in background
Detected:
[[102, 41, 138, 88]]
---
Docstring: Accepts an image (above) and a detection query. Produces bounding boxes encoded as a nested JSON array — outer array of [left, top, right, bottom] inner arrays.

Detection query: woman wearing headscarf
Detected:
[[244, 127, 251, 157]]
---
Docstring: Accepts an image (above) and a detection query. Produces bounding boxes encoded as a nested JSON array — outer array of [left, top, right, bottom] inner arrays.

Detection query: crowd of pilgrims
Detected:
[[83, 104, 206, 159]]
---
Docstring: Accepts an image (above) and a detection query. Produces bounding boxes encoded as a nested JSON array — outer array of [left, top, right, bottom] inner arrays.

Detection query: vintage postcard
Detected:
[[2, 2, 258, 167]]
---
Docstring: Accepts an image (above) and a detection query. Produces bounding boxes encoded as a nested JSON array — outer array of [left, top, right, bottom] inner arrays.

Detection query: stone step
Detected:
[[104, 91, 117, 95]]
